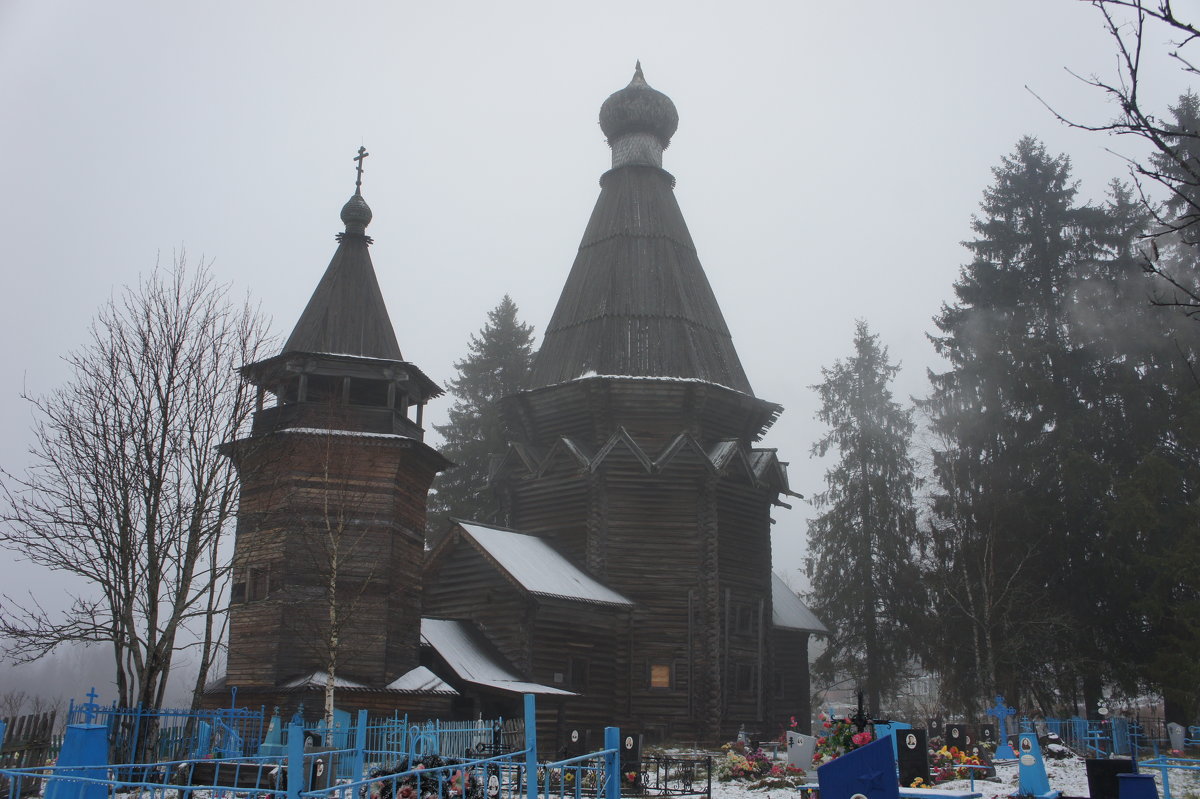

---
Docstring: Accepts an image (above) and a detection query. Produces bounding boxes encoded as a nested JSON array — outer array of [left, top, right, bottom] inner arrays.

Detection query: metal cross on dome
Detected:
[[353, 146, 369, 193]]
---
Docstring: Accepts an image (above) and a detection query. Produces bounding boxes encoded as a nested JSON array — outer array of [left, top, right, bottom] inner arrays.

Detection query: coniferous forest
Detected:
[[805, 3, 1200, 724]]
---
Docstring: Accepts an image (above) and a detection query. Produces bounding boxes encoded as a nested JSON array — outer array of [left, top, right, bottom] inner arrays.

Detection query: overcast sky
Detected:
[[0, 1, 1193, 696]]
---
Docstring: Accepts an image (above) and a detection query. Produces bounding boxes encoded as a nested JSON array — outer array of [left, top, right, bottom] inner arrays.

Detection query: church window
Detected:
[[247, 566, 270, 602], [649, 662, 672, 690]]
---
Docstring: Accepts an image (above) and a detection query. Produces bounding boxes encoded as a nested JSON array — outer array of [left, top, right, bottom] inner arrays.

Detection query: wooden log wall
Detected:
[[423, 544, 536, 674], [771, 630, 812, 734], [226, 428, 441, 695]]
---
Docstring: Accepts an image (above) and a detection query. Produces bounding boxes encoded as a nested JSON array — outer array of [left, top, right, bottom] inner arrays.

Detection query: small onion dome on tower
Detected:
[[599, 61, 678, 169], [340, 192, 373, 235]]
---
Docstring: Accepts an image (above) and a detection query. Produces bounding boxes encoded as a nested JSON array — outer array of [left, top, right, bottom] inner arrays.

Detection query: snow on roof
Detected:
[[566, 372, 750, 397], [385, 665, 458, 694], [277, 427, 418, 441], [456, 521, 633, 607], [421, 618, 576, 696], [771, 573, 828, 634], [280, 671, 369, 689]]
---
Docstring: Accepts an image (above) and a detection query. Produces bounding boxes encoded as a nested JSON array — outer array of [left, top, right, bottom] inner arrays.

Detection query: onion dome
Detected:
[[340, 192, 373, 234], [599, 61, 678, 148]]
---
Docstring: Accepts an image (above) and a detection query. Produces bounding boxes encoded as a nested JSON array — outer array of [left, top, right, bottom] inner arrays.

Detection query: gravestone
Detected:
[[978, 724, 997, 745], [1168, 722, 1185, 752], [1015, 732, 1060, 799], [946, 723, 973, 748], [46, 689, 107, 799], [817, 736, 900, 799], [563, 728, 586, 758], [1085, 758, 1136, 799], [786, 731, 817, 771], [1117, 773, 1159, 799], [897, 728, 930, 788], [620, 732, 642, 770], [928, 716, 944, 740], [259, 710, 286, 757], [967, 738, 997, 779], [44, 723, 108, 799]]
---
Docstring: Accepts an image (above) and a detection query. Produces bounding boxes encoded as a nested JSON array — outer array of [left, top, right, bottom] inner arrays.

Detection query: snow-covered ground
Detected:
[[707, 754, 1200, 799]]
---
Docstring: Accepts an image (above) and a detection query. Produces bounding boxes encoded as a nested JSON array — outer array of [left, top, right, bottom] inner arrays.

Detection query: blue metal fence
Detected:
[[0, 695, 619, 799], [1017, 715, 1170, 757], [64, 697, 268, 763]]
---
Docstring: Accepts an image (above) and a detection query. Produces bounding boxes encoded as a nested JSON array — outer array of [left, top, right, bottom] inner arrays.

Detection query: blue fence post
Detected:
[[604, 727, 620, 799], [287, 721, 304, 799], [524, 695, 537, 799], [353, 709, 368, 787]]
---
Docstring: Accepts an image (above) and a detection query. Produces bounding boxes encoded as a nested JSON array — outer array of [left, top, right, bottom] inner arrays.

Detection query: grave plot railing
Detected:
[[0, 695, 622, 799], [632, 755, 712, 798], [538, 730, 619, 799], [1016, 716, 1167, 756], [348, 751, 530, 799], [1138, 756, 1200, 799], [64, 700, 268, 763], [0, 752, 290, 799], [365, 718, 521, 762]]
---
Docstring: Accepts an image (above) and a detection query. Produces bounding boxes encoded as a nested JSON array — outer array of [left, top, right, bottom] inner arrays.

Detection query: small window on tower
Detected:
[[247, 566, 270, 602], [649, 662, 672, 690]]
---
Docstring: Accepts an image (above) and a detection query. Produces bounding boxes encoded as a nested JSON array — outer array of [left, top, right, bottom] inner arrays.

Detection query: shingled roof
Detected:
[[282, 191, 404, 360], [527, 65, 754, 395]]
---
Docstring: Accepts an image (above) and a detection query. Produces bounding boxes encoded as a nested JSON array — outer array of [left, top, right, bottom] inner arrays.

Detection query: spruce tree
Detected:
[[922, 137, 1105, 712], [922, 137, 1200, 715], [806, 320, 922, 717], [429, 296, 534, 539]]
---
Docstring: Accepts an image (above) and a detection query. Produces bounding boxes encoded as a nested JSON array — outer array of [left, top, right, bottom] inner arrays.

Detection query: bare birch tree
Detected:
[[0, 256, 271, 712]]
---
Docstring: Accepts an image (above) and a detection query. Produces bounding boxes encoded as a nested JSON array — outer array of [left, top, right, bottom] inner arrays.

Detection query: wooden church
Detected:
[[207, 67, 825, 745]]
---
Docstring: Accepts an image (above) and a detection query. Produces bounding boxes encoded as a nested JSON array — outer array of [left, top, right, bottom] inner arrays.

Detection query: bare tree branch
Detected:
[[0, 254, 271, 717]]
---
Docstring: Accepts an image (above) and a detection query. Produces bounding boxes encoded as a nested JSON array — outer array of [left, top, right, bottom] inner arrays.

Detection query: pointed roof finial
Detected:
[[599, 61, 678, 147], [353, 145, 369, 195], [341, 145, 373, 235]]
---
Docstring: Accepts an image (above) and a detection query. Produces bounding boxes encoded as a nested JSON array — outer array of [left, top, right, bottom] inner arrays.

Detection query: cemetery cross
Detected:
[[988, 695, 1017, 759], [852, 690, 870, 733], [83, 686, 99, 724]]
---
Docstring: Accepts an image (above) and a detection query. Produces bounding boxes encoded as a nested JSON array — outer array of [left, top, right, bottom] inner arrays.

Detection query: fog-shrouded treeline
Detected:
[[808, 57, 1200, 723]]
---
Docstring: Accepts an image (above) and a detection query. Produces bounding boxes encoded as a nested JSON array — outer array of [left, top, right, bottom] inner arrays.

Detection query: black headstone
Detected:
[[946, 723, 973, 748], [1085, 758, 1136, 799], [978, 724, 997, 744], [897, 728, 930, 788], [928, 717, 944, 740], [563, 728, 585, 758], [620, 733, 643, 769], [966, 740, 997, 779]]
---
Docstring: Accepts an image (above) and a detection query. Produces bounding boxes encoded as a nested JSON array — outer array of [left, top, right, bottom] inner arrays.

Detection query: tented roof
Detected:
[[283, 194, 404, 360], [456, 521, 633, 607], [421, 618, 575, 696], [771, 573, 827, 634], [528, 166, 752, 394]]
